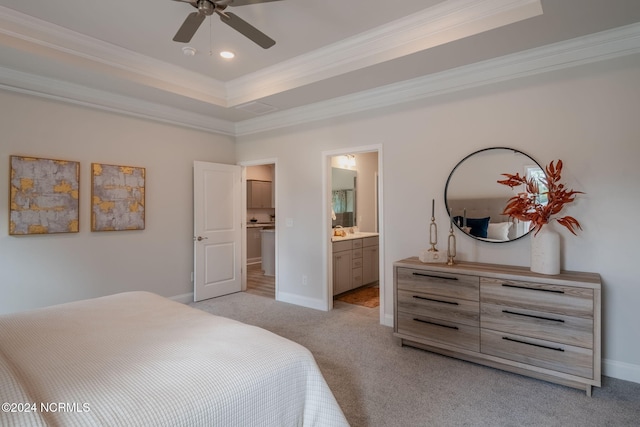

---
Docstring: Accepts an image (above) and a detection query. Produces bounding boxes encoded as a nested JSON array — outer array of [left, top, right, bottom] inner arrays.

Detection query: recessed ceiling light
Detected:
[[220, 51, 235, 59], [181, 46, 196, 56]]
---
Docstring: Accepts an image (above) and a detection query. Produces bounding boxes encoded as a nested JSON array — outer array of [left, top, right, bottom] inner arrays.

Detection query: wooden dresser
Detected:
[[393, 257, 601, 396]]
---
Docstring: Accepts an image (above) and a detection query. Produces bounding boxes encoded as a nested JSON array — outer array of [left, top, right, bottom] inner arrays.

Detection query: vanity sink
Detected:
[[247, 222, 275, 228], [331, 231, 378, 242]]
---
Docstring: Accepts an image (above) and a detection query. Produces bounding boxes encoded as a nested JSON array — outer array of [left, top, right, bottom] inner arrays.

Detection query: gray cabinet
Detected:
[[332, 242, 353, 296], [362, 237, 379, 285], [247, 227, 262, 262], [247, 180, 272, 208], [332, 236, 379, 296]]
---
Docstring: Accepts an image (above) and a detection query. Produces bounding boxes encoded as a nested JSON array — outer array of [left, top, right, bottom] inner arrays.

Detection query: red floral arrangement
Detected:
[[497, 160, 583, 235]]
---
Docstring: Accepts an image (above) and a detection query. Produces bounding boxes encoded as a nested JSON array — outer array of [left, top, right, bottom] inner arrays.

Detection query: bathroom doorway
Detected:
[[242, 160, 277, 300], [324, 146, 386, 325]]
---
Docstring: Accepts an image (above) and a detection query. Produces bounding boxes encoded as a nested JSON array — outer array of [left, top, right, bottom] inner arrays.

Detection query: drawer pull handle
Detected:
[[501, 283, 564, 294], [502, 310, 564, 323], [413, 295, 459, 305], [413, 318, 459, 330], [502, 336, 564, 352], [413, 272, 459, 281]]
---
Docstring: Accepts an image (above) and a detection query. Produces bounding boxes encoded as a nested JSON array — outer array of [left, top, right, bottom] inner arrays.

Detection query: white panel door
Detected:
[[193, 161, 242, 301]]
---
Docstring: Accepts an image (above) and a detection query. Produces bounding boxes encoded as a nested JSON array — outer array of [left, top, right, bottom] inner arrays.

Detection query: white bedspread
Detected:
[[0, 292, 349, 427]]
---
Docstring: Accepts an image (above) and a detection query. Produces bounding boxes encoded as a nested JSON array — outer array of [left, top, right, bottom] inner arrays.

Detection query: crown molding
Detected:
[[226, 0, 542, 106], [0, 65, 235, 135], [235, 22, 640, 136], [1, 13, 638, 138], [0, 1, 541, 109], [0, 5, 228, 105]]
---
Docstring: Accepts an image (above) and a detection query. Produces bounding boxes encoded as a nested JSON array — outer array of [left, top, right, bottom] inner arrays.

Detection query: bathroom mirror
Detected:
[[332, 167, 356, 227], [444, 147, 543, 243]]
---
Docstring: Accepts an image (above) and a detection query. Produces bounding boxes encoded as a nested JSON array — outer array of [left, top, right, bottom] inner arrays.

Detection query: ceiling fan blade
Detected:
[[173, 12, 206, 43], [218, 11, 275, 49], [218, 0, 283, 6]]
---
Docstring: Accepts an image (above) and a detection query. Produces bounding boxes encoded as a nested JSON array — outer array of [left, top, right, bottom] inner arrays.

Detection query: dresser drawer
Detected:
[[398, 289, 479, 327], [481, 329, 593, 379], [397, 311, 479, 352], [352, 239, 363, 249], [352, 248, 363, 259], [397, 268, 479, 301], [481, 278, 593, 318], [481, 302, 593, 348]]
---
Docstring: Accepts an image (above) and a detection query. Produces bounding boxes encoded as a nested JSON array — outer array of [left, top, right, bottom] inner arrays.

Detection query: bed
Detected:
[[448, 197, 530, 241], [0, 292, 349, 427]]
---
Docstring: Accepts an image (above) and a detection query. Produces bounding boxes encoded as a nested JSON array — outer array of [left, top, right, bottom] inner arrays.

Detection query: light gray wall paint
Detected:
[[236, 55, 640, 382], [0, 92, 235, 313]]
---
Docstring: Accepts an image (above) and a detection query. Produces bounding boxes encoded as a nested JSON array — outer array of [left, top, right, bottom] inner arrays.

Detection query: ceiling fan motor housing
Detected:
[[174, 0, 278, 48], [197, 0, 216, 15]]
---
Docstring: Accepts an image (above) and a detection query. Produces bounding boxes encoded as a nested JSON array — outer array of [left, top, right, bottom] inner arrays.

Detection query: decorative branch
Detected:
[[497, 160, 584, 235]]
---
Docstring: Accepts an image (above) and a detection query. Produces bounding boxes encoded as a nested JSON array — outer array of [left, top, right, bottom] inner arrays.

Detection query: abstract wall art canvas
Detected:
[[91, 163, 145, 231], [9, 156, 80, 235]]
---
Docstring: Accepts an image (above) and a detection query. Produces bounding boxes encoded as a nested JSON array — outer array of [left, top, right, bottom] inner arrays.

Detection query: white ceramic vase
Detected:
[[530, 226, 560, 275]]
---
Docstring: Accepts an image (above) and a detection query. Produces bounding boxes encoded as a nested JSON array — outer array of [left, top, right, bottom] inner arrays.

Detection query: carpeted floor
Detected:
[[191, 292, 640, 427]]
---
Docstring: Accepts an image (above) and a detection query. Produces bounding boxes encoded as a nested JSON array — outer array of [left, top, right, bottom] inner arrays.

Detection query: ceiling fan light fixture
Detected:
[[182, 46, 197, 56], [197, 0, 215, 16], [220, 50, 235, 59], [172, 0, 280, 48]]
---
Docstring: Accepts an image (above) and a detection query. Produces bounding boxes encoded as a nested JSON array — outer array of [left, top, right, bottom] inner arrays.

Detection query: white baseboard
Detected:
[[170, 293, 193, 304], [277, 291, 328, 311], [603, 358, 640, 384], [382, 313, 394, 327]]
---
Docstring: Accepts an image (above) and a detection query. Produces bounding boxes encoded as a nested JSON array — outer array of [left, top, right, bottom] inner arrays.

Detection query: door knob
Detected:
[[196, 236, 208, 241]]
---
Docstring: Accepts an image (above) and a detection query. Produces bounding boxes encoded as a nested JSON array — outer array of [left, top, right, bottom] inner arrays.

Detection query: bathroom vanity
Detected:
[[393, 257, 601, 396], [332, 233, 379, 295]]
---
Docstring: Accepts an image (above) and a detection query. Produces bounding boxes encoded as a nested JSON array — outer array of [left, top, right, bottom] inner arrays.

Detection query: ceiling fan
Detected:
[[172, 0, 282, 49]]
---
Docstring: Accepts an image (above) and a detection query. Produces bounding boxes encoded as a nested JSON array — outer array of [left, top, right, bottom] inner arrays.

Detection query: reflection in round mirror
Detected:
[[444, 147, 543, 243]]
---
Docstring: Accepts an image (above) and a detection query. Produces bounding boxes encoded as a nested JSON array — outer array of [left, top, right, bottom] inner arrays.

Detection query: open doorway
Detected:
[[243, 161, 277, 299], [324, 146, 385, 324]]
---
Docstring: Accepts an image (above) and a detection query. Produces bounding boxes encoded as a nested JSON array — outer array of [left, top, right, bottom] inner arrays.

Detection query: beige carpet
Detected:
[[190, 292, 640, 427], [335, 286, 379, 308], [191, 292, 640, 427]]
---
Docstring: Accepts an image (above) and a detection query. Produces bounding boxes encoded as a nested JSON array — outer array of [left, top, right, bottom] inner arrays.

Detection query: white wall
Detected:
[[236, 55, 640, 382], [0, 92, 235, 314]]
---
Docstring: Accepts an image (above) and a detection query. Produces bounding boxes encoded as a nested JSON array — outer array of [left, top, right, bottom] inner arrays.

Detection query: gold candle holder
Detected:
[[429, 217, 438, 251], [419, 199, 448, 264], [429, 198, 438, 252], [447, 219, 456, 265]]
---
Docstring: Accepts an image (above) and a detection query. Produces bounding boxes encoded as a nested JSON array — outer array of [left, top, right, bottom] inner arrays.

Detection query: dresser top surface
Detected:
[[394, 257, 601, 288]]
